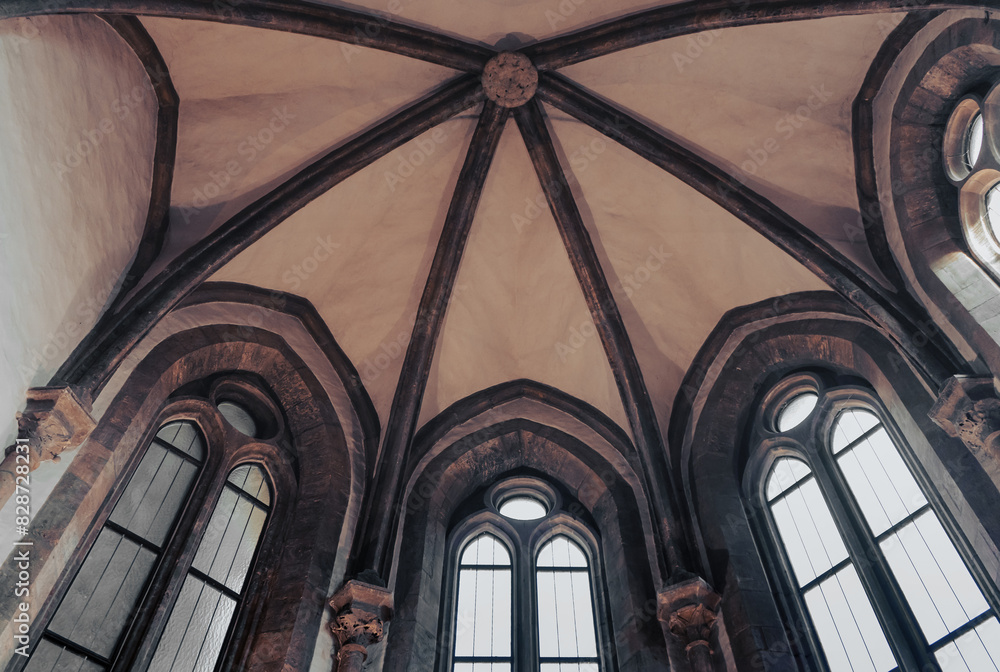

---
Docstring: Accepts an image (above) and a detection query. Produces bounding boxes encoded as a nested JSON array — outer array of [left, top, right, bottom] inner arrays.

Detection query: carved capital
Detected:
[[1, 387, 95, 509], [329, 579, 393, 670], [5, 386, 95, 466], [930, 376, 1000, 460], [658, 576, 721, 668], [668, 603, 718, 650]]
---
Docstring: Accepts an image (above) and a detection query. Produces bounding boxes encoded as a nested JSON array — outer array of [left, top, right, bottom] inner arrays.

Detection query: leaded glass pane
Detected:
[[192, 486, 268, 592], [460, 534, 511, 567], [537, 536, 599, 666], [766, 457, 812, 501], [108, 442, 199, 547], [148, 576, 236, 672], [836, 427, 926, 536], [880, 511, 989, 643], [967, 112, 985, 170], [227, 464, 270, 506], [769, 476, 848, 586], [537, 536, 587, 568], [536, 571, 598, 657], [935, 617, 1000, 671], [802, 565, 896, 672], [47, 528, 157, 658], [454, 568, 512, 657], [23, 639, 106, 672], [156, 421, 204, 460], [831, 409, 880, 454]]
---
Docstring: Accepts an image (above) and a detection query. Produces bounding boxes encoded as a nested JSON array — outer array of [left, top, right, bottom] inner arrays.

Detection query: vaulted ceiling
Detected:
[[3, 0, 978, 469]]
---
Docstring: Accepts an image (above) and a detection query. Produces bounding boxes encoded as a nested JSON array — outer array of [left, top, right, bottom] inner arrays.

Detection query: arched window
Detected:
[[445, 479, 605, 672], [23, 398, 276, 672], [749, 375, 1000, 672], [453, 533, 513, 670], [536, 536, 600, 670]]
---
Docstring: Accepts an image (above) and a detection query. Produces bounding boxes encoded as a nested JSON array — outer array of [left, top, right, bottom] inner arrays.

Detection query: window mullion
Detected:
[[518, 537, 536, 672], [814, 446, 938, 672]]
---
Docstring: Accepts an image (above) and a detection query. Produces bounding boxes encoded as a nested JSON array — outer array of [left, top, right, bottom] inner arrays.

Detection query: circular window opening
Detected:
[[986, 182, 1000, 244], [218, 401, 258, 438], [944, 97, 984, 182], [967, 112, 985, 170], [498, 496, 548, 521], [776, 392, 819, 432]]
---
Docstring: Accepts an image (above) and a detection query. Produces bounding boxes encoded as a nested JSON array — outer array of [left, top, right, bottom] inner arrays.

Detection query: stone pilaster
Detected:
[[929, 376, 1000, 462], [0, 387, 95, 508], [329, 578, 393, 672], [659, 576, 721, 672]]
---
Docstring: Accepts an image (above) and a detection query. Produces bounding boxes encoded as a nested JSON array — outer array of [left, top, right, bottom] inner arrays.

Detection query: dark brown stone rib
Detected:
[[525, 0, 984, 70], [353, 101, 510, 578], [99, 14, 178, 309], [536, 72, 962, 384], [515, 98, 685, 577]]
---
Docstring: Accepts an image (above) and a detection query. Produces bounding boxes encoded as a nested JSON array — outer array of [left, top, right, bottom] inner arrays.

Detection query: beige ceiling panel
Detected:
[[140, 17, 457, 236], [548, 114, 829, 435], [212, 116, 477, 425], [420, 119, 632, 438], [312, 0, 671, 48], [562, 13, 906, 287]]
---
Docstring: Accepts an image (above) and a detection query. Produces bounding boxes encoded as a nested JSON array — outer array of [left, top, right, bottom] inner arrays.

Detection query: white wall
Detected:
[[0, 14, 157, 448]]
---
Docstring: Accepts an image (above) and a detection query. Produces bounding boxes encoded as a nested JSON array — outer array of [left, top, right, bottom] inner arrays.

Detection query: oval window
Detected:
[[776, 392, 819, 432], [218, 401, 258, 438], [498, 496, 548, 521]]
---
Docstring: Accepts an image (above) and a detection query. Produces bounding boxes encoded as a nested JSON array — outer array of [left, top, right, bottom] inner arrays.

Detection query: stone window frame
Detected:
[[742, 373, 1000, 672], [15, 378, 296, 672], [945, 83, 1000, 285], [437, 475, 612, 672], [874, 15, 1000, 375]]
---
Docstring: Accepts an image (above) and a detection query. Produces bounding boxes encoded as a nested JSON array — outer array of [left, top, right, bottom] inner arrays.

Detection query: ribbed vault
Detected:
[[1, 0, 987, 580]]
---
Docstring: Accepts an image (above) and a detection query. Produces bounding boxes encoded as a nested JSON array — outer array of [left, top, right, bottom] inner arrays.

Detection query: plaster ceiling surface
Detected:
[[0, 13, 155, 440], [211, 116, 476, 424], [119, 7, 904, 444], [420, 119, 631, 436], [316, 0, 672, 47], [547, 113, 830, 434], [138, 17, 456, 256], [561, 13, 905, 288]]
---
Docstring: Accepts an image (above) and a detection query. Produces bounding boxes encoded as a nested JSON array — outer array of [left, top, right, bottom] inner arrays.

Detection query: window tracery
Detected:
[[749, 374, 1000, 672], [21, 390, 279, 672], [445, 478, 604, 672], [945, 88, 1000, 281]]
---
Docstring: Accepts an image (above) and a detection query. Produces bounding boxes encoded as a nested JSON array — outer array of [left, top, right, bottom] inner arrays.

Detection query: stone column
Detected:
[[929, 375, 1000, 463], [329, 578, 393, 672], [658, 576, 721, 672], [0, 387, 95, 508]]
